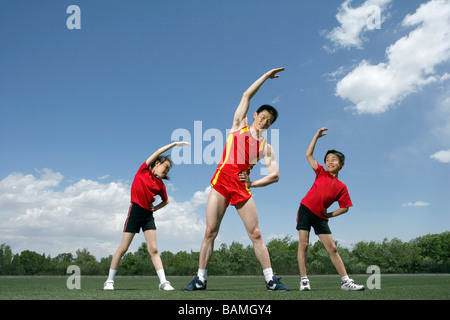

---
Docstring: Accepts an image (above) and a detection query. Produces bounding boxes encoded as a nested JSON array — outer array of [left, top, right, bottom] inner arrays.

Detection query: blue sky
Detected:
[[0, 0, 449, 260]]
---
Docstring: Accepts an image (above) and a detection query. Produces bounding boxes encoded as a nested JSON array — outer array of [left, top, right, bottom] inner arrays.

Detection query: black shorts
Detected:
[[123, 203, 156, 233], [296, 204, 331, 235]]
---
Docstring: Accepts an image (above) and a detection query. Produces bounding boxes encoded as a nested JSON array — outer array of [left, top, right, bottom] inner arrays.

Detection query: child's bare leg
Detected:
[[297, 230, 310, 277], [318, 233, 347, 277]]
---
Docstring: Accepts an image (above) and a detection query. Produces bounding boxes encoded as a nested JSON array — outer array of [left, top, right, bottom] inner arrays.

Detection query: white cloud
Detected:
[[429, 93, 450, 162], [326, 66, 347, 81], [154, 187, 208, 239], [325, 0, 392, 50], [430, 149, 450, 163], [402, 201, 430, 207], [271, 95, 281, 104], [0, 169, 208, 258], [335, 0, 450, 114]]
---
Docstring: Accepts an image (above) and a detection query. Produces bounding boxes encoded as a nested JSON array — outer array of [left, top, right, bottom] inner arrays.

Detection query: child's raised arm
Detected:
[[145, 141, 190, 166], [305, 128, 328, 170]]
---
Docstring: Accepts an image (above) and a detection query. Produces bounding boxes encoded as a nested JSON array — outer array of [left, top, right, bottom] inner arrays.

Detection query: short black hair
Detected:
[[324, 150, 345, 164], [256, 104, 278, 124], [150, 154, 172, 180]]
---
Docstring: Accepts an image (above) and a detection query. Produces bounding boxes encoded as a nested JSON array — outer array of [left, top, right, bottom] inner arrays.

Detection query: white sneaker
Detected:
[[299, 278, 311, 291], [159, 281, 174, 291], [341, 278, 364, 291], [103, 280, 114, 291]]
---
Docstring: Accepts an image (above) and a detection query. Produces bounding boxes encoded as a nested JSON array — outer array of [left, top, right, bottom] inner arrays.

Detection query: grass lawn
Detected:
[[1, 274, 448, 300], [1, 275, 447, 318]]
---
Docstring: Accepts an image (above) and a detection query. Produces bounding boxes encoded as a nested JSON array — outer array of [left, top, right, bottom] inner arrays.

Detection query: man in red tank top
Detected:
[[182, 68, 289, 291], [210, 125, 267, 205]]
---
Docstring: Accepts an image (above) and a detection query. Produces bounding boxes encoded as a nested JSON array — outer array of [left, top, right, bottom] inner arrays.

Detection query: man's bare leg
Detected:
[[235, 197, 290, 290], [198, 188, 228, 269], [235, 197, 271, 270], [181, 188, 228, 291]]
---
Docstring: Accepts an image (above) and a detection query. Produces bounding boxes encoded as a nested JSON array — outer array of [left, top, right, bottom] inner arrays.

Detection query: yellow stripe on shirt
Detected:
[[212, 132, 234, 186]]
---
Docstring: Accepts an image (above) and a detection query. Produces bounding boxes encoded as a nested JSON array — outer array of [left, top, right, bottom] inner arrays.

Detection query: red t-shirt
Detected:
[[301, 164, 352, 220], [130, 162, 168, 211]]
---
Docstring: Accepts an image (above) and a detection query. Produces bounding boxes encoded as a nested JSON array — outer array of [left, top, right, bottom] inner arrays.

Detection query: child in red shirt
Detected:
[[297, 128, 364, 291], [104, 141, 189, 292]]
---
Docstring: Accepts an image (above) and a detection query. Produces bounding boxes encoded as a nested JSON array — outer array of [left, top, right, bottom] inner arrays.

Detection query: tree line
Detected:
[[0, 232, 448, 276]]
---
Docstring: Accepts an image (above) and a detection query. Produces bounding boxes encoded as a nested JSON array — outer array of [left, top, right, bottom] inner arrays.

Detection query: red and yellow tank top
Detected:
[[212, 126, 266, 183]]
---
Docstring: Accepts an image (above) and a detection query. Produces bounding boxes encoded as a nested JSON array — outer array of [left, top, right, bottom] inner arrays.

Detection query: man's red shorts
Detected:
[[210, 169, 252, 206]]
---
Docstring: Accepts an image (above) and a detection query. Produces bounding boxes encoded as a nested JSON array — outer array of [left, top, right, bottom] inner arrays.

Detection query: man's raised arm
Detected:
[[231, 68, 285, 131]]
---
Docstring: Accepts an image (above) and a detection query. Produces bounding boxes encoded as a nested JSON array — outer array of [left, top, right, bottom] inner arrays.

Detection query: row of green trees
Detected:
[[0, 232, 448, 276]]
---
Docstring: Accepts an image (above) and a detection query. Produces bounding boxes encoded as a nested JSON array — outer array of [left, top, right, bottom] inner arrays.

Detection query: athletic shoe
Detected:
[[181, 276, 207, 291], [341, 278, 365, 291], [266, 276, 290, 291], [299, 279, 311, 291], [103, 280, 114, 291], [159, 281, 174, 291]]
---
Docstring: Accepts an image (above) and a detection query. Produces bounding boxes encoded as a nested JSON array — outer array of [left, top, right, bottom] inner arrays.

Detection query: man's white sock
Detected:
[[197, 269, 208, 282], [263, 268, 274, 282]]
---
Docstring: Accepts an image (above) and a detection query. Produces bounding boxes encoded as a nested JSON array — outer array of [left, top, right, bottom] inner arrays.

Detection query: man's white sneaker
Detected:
[[299, 279, 311, 291], [103, 280, 114, 291], [159, 281, 174, 291], [341, 278, 364, 291]]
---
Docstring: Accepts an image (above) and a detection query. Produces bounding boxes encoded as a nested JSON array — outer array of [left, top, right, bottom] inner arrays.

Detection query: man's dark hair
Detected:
[[256, 104, 278, 124], [324, 150, 345, 165]]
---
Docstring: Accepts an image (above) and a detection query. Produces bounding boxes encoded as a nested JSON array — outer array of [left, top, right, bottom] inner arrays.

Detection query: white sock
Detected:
[[157, 269, 167, 283], [197, 269, 208, 282], [301, 276, 309, 281], [263, 268, 274, 282], [341, 275, 349, 282], [107, 269, 117, 281]]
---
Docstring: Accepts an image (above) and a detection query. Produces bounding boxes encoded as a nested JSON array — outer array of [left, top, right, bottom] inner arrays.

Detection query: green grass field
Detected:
[[1, 274, 448, 300]]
